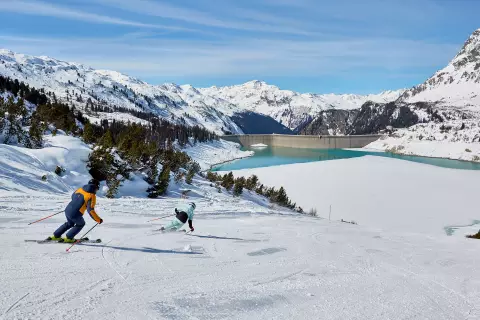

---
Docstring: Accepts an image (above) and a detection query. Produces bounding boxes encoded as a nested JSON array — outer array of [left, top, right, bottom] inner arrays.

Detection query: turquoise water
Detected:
[[212, 146, 480, 171]]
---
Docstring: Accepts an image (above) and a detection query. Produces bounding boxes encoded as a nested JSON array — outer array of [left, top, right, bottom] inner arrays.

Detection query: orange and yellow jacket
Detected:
[[65, 184, 102, 223]]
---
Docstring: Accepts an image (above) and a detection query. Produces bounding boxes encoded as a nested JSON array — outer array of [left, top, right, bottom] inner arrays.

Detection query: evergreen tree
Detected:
[[206, 171, 220, 182], [2, 97, 28, 144], [185, 161, 200, 185], [100, 129, 114, 148], [83, 122, 95, 143], [28, 112, 43, 148], [276, 187, 289, 205], [106, 179, 121, 198], [233, 177, 245, 196], [255, 184, 264, 195], [221, 172, 235, 191], [245, 175, 259, 190], [148, 166, 170, 198]]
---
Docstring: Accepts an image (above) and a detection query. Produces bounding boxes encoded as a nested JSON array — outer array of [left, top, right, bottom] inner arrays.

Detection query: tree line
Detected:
[[205, 172, 298, 210]]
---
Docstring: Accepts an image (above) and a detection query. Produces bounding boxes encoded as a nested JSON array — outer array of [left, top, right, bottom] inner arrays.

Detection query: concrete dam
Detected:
[[221, 134, 382, 149]]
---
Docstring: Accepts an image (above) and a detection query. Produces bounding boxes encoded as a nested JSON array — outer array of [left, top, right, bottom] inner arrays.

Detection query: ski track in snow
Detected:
[[1, 192, 480, 319]]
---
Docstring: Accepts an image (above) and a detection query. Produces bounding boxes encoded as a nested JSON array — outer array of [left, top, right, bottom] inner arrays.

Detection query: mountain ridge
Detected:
[[0, 48, 406, 133]]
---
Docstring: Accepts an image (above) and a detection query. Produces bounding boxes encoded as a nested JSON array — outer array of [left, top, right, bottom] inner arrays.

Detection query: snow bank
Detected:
[[222, 156, 480, 235], [366, 121, 480, 162], [183, 139, 253, 171], [0, 133, 150, 197], [251, 143, 268, 148], [0, 133, 91, 195], [367, 137, 480, 162]]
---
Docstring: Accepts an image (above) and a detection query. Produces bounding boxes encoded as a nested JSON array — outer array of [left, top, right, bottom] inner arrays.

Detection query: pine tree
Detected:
[[100, 129, 114, 148], [206, 171, 219, 182], [233, 177, 245, 196], [82, 122, 95, 143], [221, 172, 235, 191], [276, 187, 289, 205], [148, 165, 171, 198], [106, 179, 121, 198], [245, 175, 259, 190], [28, 112, 43, 148], [3, 97, 28, 144], [255, 184, 264, 195]]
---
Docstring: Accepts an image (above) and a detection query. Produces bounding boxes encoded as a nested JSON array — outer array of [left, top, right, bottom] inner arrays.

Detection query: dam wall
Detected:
[[221, 134, 381, 149]]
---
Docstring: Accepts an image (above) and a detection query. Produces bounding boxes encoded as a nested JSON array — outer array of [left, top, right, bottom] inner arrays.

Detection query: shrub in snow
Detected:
[[54, 166, 65, 176], [41, 175, 47, 181], [307, 208, 317, 217], [174, 170, 185, 183], [341, 219, 358, 225], [465, 148, 472, 153], [473, 155, 480, 162], [466, 231, 480, 239]]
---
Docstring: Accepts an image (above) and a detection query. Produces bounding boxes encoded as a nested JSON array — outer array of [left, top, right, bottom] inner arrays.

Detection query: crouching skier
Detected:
[[47, 179, 103, 243], [161, 202, 196, 232]]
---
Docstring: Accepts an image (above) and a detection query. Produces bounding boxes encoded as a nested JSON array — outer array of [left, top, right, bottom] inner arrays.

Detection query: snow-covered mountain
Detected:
[[0, 49, 244, 135], [200, 81, 405, 130], [302, 29, 480, 138], [400, 29, 480, 112], [0, 48, 407, 134]]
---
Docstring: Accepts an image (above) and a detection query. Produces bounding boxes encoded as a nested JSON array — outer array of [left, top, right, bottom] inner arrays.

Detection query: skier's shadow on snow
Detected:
[[188, 234, 259, 242], [81, 244, 203, 255]]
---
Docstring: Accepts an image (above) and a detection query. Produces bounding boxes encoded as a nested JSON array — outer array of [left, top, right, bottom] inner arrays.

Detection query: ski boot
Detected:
[[46, 235, 63, 242], [62, 237, 77, 243]]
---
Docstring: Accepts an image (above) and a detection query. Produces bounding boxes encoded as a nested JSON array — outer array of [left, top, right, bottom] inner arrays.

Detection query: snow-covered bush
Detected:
[[54, 166, 65, 176]]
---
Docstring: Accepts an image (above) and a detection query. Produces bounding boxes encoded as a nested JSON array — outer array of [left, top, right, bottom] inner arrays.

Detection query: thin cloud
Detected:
[[0, 0, 197, 32], [0, 33, 460, 78], [91, 0, 312, 35]]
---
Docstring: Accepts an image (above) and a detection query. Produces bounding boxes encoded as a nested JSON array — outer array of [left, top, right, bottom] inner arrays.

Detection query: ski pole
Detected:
[[66, 223, 98, 252], [147, 214, 173, 222], [28, 210, 63, 225]]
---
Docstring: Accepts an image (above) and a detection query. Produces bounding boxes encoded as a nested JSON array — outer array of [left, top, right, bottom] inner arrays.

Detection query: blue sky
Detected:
[[0, 0, 478, 94]]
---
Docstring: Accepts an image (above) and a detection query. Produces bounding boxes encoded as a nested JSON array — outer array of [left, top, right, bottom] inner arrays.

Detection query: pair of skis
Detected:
[[24, 238, 102, 244]]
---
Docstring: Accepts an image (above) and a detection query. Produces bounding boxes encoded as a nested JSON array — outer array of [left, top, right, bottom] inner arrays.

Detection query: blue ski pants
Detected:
[[53, 210, 85, 239]]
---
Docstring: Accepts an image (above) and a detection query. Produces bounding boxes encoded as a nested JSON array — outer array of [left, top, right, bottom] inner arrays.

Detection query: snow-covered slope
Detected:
[[2, 156, 480, 319], [200, 81, 405, 130], [0, 49, 243, 135], [223, 156, 480, 235], [400, 29, 480, 112]]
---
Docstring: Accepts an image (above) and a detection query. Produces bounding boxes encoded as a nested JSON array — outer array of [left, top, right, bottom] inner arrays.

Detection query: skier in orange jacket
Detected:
[[48, 179, 103, 243]]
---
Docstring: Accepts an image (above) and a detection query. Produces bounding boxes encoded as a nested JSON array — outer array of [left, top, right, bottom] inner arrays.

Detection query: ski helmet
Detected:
[[89, 178, 100, 189], [190, 202, 196, 209]]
